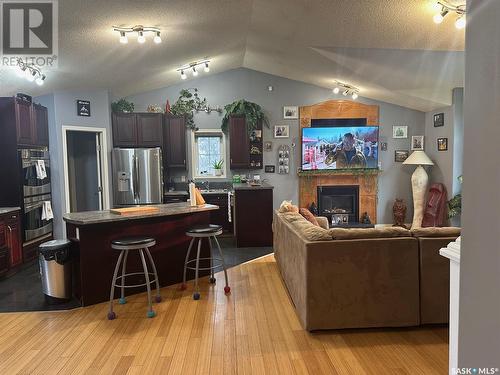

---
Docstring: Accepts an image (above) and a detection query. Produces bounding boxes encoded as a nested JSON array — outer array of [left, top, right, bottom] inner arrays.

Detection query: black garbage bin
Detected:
[[39, 239, 72, 303]]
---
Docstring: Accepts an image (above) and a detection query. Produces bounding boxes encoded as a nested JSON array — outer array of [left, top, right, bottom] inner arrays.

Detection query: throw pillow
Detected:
[[299, 208, 319, 227], [278, 200, 299, 213]]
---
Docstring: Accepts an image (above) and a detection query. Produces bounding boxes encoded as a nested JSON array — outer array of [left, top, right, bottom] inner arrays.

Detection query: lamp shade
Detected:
[[402, 150, 434, 166]]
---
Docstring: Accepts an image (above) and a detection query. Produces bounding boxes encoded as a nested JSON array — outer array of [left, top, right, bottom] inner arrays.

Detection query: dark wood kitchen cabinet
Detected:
[[164, 115, 187, 168], [202, 193, 232, 233], [34, 104, 49, 147], [112, 112, 163, 148], [229, 116, 263, 169], [229, 116, 249, 169], [0, 209, 22, 276], [0, 97, 49, 147]]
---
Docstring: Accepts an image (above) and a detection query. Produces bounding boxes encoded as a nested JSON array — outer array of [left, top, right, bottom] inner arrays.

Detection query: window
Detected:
[[191, 130, 226, 178]]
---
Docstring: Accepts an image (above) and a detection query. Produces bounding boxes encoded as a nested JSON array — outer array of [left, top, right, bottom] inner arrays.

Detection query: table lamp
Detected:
[[403, 150, 434, 228]]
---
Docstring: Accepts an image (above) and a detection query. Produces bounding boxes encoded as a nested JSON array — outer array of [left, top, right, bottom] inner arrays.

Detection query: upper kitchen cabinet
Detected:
[[164, 115, 187, 168], [33, 104, 49, 147], [229, 116, 263, 170], [229, 116, 249, 169], [112, 112, 163, 148], [0, 97, 49, 148]]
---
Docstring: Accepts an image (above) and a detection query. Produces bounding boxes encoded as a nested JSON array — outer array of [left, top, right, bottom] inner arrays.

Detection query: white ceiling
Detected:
[[0, 0, 465, 112]]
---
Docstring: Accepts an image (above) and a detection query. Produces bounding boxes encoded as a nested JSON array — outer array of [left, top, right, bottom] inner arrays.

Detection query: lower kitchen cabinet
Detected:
[[0, 209, 24, 276], [0, 248, 9, 276], [202, 194, 233, 233]]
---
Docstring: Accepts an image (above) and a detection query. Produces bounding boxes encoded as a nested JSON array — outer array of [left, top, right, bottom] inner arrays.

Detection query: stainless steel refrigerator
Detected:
[[112, 148, 163, 206]]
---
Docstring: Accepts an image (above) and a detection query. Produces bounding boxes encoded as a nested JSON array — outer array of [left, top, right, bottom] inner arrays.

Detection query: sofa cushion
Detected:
[[329, 226, 411, 240], [299, 208, 319, 226], [411, 226, 461, 238], [290, 219, 332, 241]]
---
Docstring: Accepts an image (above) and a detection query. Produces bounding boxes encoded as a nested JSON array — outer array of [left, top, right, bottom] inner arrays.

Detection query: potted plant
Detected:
[[111, 98, 134, 113], [221, 99, 269, 134], [213, 160, 224, 176]]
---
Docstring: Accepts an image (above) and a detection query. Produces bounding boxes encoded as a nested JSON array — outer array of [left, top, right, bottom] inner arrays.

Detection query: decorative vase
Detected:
[[410, 165, 429, 229]]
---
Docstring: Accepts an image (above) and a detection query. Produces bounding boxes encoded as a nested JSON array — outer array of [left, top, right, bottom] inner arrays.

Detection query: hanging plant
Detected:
[[221, 99, 269, 133], [170, 88, 207, 130], [111, 98, 134, 113]]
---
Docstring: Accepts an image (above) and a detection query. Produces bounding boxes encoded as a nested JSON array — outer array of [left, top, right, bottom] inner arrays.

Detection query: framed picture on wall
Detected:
[[395, 150, 409, 162], [392, 125, 408, 139], [264, 141, 273, 151], [437, 137, 448, 151], [274, 125, 290, 138], [283, 106, 298, 119], [411, 135, 425, 150], [434, 113, 444, 127], [380, 142, 388, 151]]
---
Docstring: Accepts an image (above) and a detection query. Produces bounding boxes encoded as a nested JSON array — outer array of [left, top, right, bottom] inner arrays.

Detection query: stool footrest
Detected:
[[185, 257, 224, 272], [113, 272, 158, 289]]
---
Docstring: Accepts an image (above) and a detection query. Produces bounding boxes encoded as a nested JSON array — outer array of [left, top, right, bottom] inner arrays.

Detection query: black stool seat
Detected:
[[111, 237, 156, 247], [186, 224, 223, 234]]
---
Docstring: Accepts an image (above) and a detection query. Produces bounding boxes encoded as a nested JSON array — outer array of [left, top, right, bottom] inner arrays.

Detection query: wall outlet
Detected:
[[181, 175, 186, 182]]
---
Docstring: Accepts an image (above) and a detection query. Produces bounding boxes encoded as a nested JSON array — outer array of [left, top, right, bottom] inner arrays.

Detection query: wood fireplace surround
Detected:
[[298, 100, 380, 223]]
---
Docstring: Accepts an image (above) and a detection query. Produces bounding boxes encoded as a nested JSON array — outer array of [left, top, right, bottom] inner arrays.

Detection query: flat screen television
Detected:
[[301, 126, 379, 170]]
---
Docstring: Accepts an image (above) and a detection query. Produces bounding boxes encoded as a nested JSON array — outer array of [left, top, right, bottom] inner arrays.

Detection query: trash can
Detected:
[[39, 239, 72, 303]]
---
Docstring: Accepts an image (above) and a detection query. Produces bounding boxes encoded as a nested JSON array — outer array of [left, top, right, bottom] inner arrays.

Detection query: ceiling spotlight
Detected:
[[342, 90, 349, 96], [351, 92, 358, 100], [432, 2, 466, 28], [153, 31, 162, 44], [192, 67, 198, 76], [333, 87, 340, 94], [204, 62, 210, 73], [137, 31, 146, 43], [35, 74, 46, 86], [180, 70, 187, 80], [27, 70, 36, 82], [176, 58, 211, 80], [455, 15, 466, 29], [119, 31, 128, 44]]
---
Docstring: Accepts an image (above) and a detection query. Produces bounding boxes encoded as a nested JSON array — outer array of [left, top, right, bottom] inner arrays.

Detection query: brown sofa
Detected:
[[273, 211, 459, 331]]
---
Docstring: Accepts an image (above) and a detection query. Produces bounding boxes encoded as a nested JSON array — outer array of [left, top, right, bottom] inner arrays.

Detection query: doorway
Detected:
[[62, 126, 110, 213]]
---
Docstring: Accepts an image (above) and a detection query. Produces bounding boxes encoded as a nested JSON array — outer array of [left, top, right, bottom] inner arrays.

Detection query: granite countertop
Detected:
[[232, 182, 274, 190], [63, 202, 218, 225], [164, 191, 189, 196], [0, 207, 21, 215]]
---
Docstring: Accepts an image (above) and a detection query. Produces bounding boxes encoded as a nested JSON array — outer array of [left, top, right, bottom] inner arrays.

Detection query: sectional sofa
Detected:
[[273, 211, 460, 331]]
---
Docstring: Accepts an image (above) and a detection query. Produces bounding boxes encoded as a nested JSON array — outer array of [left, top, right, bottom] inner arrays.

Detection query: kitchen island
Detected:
[[64, 203, 218, 306]]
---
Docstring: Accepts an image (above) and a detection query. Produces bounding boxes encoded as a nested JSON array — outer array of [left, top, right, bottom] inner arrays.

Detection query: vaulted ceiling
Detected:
[[0, 0, 465, 111]]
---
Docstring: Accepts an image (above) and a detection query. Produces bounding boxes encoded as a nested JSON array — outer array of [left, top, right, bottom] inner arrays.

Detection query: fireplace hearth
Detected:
[[317, 185, 360, 223]]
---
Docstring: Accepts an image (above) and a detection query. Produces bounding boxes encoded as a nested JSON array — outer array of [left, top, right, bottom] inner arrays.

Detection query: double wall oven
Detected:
[[19, 149, 53, 244]]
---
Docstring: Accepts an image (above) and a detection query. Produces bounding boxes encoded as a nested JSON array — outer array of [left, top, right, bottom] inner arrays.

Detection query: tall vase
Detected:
[[411, 165, 428, 229]]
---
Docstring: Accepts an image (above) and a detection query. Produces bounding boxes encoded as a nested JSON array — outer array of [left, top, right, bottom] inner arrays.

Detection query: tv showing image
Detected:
[[302, 126, 379, 170]]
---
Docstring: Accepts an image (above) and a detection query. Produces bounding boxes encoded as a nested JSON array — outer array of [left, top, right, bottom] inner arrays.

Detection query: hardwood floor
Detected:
[[0, 255, 448, 374]]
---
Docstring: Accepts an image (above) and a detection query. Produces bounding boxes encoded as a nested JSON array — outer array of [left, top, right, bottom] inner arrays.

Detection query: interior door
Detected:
[[135, 148, 163, 204], [95, 133, 104, 210]]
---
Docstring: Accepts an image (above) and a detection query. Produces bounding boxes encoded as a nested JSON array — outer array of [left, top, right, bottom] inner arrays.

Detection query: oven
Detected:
[[19, 148, 51, 197], [23, 194, 53, 242]]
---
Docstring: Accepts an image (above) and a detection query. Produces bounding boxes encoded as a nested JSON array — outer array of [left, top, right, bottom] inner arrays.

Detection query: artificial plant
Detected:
[[212, 160, 224, 170], [221, 99, 269, 133], [447, 175, 463, 219], [111, 98, 134, 113], [170, 88, 207, 130]]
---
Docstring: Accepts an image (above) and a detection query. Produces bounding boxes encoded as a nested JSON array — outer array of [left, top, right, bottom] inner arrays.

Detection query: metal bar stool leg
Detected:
[[208, 237, 216, 284], [139, 249, 155, 318], [108, 250, 124, 320], [119, 250, 129, 305], [180, 238, 195, 291], [193, 238, 202, 300], [144, 247, 162, 303], [212, 235, 231, 294]]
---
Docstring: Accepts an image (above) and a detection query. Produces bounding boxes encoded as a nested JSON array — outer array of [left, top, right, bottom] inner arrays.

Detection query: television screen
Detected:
[[301, 126, 379, 170]]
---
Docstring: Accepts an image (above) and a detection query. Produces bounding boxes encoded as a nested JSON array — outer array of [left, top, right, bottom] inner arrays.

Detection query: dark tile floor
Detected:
[[0, 235, 273, 313]]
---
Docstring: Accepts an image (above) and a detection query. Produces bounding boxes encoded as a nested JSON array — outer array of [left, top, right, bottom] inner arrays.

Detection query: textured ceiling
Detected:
[[0, 0, 465, 111]]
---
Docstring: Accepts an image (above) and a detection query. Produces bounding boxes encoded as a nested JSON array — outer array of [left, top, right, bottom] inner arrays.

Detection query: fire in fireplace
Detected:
[[317, 185, 360, 223]]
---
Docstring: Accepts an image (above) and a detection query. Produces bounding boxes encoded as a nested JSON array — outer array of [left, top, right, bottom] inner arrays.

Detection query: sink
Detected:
[[200, 189, 230, 194]]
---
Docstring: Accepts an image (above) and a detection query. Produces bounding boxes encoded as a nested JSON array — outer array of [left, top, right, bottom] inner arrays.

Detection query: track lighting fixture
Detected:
[[432, 1, 466, 29], [16, 58, 46, 85], [176, 58, 211, 80], [332, 80, 360, 100], [113, 25, 162, 44]]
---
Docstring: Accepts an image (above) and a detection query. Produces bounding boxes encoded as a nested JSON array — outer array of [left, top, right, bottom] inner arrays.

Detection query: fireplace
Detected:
[[317, 185, 360, 223]]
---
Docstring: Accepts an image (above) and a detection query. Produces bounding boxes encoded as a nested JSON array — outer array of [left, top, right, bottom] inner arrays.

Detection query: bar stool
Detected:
[[180, 224, 230, 300], [107, 237, 161, 320]]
